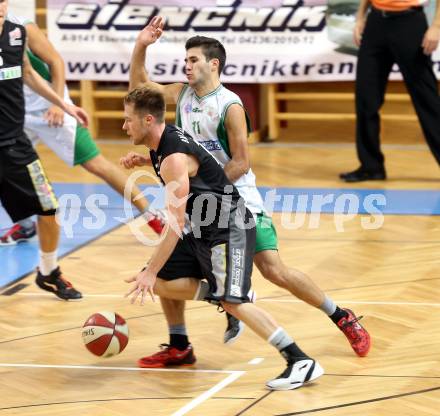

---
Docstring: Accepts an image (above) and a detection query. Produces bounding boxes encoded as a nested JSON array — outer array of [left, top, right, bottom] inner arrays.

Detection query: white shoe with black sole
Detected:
[[266, 359, 324, 391]]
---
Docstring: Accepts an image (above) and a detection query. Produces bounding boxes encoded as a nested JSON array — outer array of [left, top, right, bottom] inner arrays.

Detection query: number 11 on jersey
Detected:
[[192, 120, 201, 135]]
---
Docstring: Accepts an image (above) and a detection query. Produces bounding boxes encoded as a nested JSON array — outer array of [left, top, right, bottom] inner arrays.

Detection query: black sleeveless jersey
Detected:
[[150, 125, 246, 241], [0, 20, 26, 145]]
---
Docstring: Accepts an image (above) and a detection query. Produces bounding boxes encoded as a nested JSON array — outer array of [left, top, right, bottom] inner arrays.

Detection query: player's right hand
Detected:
[[138, 16, 164, 46], [44, 105, 65, 127], [125, 268, 157, 305], [119, 152, 152, 169], [65, 104, 89, 127], [353, 19, 365, 47]]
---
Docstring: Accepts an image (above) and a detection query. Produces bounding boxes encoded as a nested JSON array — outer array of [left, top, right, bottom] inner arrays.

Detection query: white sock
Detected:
[[319, 296, 337, 316], [39, 250, 58, 276], [142, 208, 154, 221], [268, 327, 294, 351]]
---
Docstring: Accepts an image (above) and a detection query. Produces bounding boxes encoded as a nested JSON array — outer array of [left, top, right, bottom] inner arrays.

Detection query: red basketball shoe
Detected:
[[146, 210, 166, 235], [0, 222, 37, 245], [138, 344, 196, 368], [337, 308, 371, 357]]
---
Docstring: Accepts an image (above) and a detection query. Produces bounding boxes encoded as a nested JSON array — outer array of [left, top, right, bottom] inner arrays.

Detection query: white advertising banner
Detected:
[[8, 0, 36, 22], [46, 0, 440, 83]]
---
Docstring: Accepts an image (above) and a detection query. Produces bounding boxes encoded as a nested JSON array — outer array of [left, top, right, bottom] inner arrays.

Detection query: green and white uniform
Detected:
[[176, 84, 278, 252], [6, 15, 99, 166]]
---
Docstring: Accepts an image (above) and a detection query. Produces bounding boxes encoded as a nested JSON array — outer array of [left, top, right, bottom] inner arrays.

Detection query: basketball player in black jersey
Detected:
[[121, 87, 324, 391], [0, 0, 87, 300]]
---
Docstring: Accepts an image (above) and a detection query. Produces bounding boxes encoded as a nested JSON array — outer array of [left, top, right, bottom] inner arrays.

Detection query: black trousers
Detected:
[[355, 7, 440, 171]]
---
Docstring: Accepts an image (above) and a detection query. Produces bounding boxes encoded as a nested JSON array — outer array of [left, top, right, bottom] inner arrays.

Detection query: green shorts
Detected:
[[255, 212, 278, 253], [73, 125, 100, 165]]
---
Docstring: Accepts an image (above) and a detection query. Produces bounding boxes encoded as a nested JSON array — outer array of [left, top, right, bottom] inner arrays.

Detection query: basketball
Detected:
[[82, 312, 129, 357]]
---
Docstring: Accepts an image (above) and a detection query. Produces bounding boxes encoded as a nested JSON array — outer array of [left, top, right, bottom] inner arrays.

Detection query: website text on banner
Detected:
[[46, 0, 439, 83]]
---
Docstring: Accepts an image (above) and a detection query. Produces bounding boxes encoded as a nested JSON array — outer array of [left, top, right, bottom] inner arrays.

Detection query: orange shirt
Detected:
[[371, 0, 427, 11]]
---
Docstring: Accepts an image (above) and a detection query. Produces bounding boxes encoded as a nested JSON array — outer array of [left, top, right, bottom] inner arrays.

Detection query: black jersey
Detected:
[[151, 125, 247, 241], [0, 20, 26, 145]]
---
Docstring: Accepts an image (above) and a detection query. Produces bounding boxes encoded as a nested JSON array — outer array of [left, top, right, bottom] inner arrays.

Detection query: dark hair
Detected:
[[185, 36, 226, 75], [124, 87, 165, 122]]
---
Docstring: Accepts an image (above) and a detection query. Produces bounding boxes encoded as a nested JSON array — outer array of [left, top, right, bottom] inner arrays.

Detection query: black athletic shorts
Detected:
[[158, 218, 256, 304], [0, 134, 58, 222]]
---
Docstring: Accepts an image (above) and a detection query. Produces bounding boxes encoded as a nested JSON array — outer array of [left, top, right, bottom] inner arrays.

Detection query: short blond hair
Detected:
[[124, 87, 165, 122]]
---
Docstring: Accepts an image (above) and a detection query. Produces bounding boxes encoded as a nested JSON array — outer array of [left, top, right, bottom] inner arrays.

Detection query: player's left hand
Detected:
[[125, 268, 157, 305], [64, 104, 89, 127], [44, 105, 65, 127], [422, 25, 440, 55]]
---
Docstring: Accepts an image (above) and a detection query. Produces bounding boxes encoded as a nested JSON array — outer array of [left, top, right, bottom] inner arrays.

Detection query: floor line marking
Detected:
[[0, 363, 246, 416], [0, 363, 240, 375], [259, 300, 440, 307], [171, 371, 246, 416], [248, 358, 264, 365], [12, 293, 440, 307], [12, 293, 127, 298]]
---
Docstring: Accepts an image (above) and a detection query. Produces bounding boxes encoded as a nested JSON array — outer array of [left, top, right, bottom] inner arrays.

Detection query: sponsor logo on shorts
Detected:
[[27, 160, 58, 211], [230, 247, 244, 297]]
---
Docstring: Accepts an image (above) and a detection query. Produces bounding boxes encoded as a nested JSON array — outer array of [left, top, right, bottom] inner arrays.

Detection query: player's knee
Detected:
[[37, 212, 58, 226], [153, 279, 167, 297], [220, 301, 237, 314]]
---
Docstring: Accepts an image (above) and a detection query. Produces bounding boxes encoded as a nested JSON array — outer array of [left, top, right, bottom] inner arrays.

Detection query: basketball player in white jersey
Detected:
[[123, 16, 371, 368]]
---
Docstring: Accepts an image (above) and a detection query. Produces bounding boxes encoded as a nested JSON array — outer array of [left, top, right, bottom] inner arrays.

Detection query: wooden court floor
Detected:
[[1, 141, 440, 415]]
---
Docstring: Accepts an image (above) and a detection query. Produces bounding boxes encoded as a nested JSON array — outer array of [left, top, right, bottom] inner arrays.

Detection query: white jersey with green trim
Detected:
[[6, 13, 77, 165], [176, 84, 266, 215], [7, 14, 72, 113]]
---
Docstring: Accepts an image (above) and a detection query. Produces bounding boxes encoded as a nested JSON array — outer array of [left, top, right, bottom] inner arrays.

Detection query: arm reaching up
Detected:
[[129, 16, 184, 104]]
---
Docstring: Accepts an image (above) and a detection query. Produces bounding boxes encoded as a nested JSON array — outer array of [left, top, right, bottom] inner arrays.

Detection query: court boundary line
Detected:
[[0, 217, 130, 290], [274, 385, 440, 416], [0, 363, 246, 416], [172, 371, 246, 416], [259, 299, 440, 307], [10, 293, 440, 307]]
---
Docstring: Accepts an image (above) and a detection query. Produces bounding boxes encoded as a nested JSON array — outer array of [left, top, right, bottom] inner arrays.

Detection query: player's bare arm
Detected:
[[223, 104, 250, 182], [26, 22, 66, 127], [353, 0, 370, 47], [129, 16, 183, 104], [125, 153, 191, 305], [22, 45, 89, 127]]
